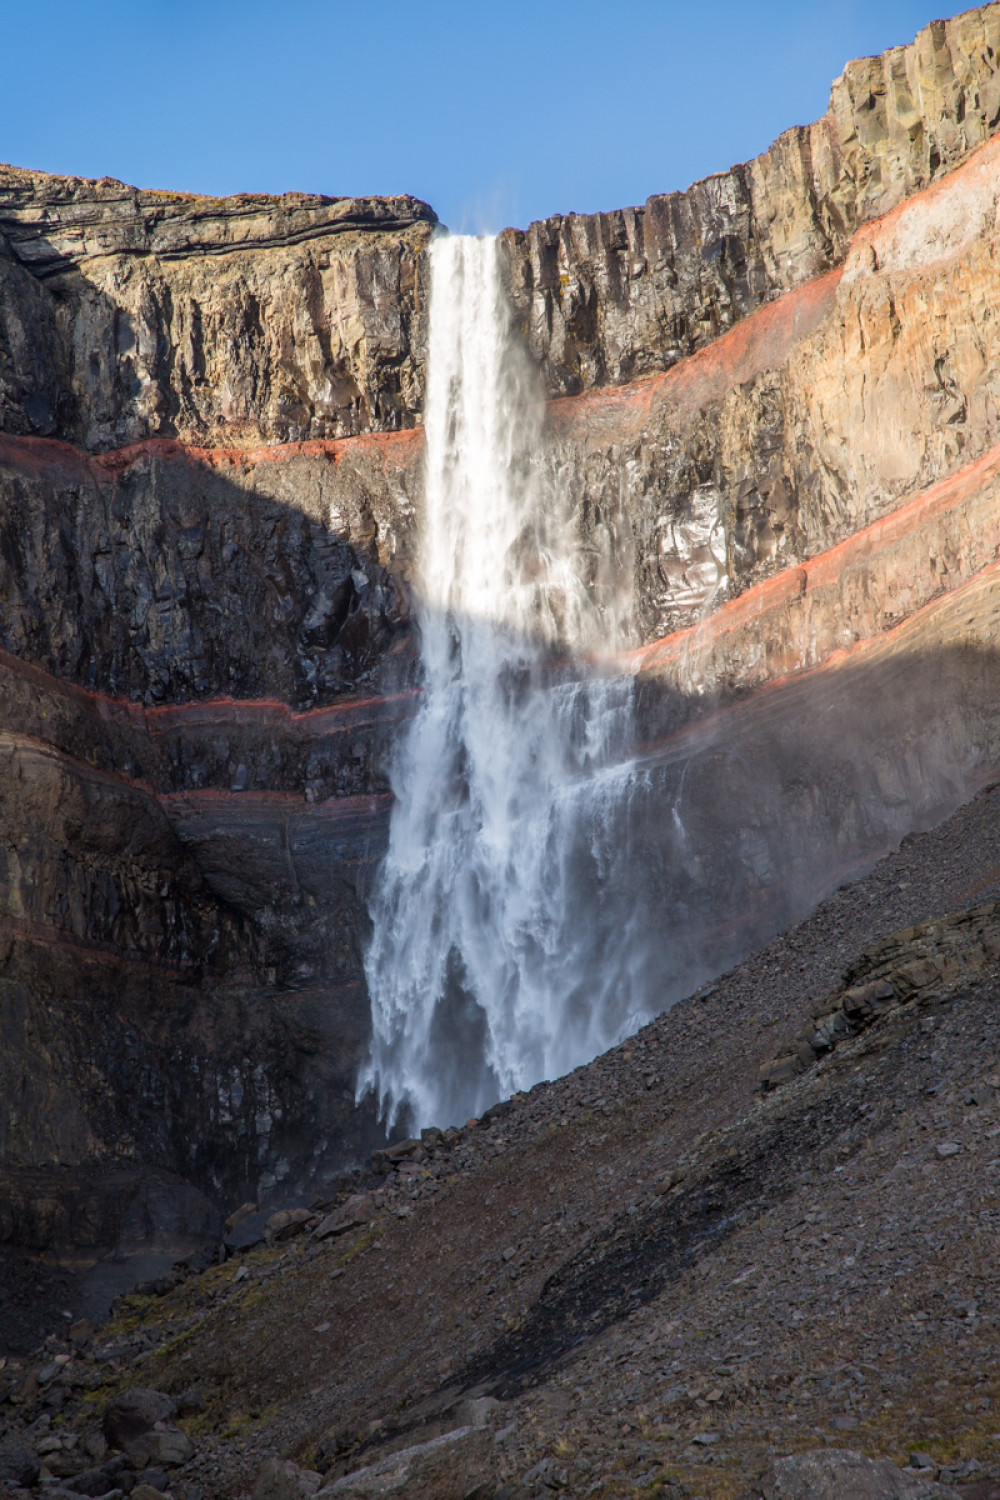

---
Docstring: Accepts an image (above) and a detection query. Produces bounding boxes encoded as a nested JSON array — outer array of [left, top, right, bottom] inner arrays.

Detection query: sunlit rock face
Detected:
[[0, 172, 437, 447], [550, 129, 1000, 652], [499, 3, 1000, 396], [4, 3, 1000, 1263]]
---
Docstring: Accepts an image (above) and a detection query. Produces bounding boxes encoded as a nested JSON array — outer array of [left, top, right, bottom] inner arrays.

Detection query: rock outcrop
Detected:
[[0, 172, 436, 448], [501, 2, 1000, 395]]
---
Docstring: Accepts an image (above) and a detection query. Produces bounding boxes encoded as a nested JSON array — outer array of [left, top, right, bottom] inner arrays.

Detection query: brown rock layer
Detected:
[[0, 173, 436, 448]]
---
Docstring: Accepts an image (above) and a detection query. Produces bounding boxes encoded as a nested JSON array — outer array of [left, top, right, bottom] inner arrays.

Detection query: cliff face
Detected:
[[501, 2, 1000, 394], [0, 172, 436, 448], [5, 2, 1000, 1282], [0, 185, 432, 1266], [552, 128, 1000, 648]]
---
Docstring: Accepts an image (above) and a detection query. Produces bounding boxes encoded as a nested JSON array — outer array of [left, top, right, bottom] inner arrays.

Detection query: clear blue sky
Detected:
[[0, 0, 963, 231]]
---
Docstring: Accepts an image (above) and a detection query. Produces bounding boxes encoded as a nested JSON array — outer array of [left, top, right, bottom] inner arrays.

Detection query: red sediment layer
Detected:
[[627, 441, 1000, 677], [633, 556, 1000, 766], [0, 260, 840, 476], [0, 426, 424, 481], [849, 130, 1000, 268], [159, 788, 391, 822], [1, 725, 394, 832], [546, 265, 843, 441], [3, 131, 999, 489], [0, 910, 193, 976], [0, 641, 416, 736], [141, 691, 417, 735]]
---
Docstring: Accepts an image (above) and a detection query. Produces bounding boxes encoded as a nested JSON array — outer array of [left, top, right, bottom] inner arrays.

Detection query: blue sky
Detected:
[[0, 0, 960, 230]]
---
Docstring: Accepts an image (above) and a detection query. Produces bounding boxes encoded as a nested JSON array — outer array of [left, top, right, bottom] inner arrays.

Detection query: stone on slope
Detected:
[[266, 1207, 315, 1242], [132, 1427, 195, 1468], [102, 1388, 176, 1447], [252, 1456, 324, 1499], [749, 1449, 961, 1499], [0, 1440, 41, 1487], [225, 1201, 259, 1233], [318, 1425, 492, 1498]]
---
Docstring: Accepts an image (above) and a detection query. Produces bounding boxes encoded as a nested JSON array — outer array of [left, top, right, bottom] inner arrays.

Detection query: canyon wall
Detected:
[[501, 1, 1000, 393], [4, 3, 1000, 1268], [0, 174, 436, 447]]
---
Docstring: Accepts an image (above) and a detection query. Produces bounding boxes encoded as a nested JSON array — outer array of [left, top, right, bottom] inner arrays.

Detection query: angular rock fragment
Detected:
[[0, 1440, 41, 1488], [102, 1388, 176, 1448], [266, 1207, 316, 1242], [252, 1456, 324, 1499], [371, 1140, 424, 1174], [124, 1425, 195, 1470], [225, 1201, 259, 1233], [318, 1425, 492, 1497]]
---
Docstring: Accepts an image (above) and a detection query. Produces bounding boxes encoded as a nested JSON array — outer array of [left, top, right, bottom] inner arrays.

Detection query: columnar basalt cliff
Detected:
[[0, 176, 436, 447], [501, 2, 1000, 394], [5, 2, 1000, 1289]]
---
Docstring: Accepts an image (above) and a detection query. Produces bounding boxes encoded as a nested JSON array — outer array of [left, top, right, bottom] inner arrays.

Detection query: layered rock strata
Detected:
[[550, 128, 1000, 647], [5, 3, 1000, 1284], [0, 175, 436, 448], [502, 2, 1000, 394], [0, 194, 433, 1266]]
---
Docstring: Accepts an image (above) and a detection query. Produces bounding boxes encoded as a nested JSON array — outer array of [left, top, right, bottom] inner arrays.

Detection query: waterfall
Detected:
[[358, 234, 643, 1133]]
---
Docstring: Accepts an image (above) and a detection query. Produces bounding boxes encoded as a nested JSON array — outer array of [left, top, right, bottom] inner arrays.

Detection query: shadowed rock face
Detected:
[[4, 5, 1000, 1289]]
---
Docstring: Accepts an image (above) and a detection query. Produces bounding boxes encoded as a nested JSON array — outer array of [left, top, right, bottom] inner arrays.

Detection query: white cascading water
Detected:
[[358, 234, 644, 1132]]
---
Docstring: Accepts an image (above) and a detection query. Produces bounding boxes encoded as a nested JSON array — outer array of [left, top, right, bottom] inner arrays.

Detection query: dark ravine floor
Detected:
[[5, 785, 1000, 1498]]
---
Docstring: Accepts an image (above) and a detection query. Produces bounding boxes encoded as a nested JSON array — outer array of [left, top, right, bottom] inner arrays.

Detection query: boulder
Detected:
[[371, 1140, 424, 1174], [225, 1200, 259, 1232], [313, 1195, 376, 1240], [135, 1467, 171, 1492], [103, 1388, 177, 1448], [252, 1455, 324, 1499], [266, 1207, 315, 1242], [225, 1209, 271, 1251], [61, 1455, 130, 1496], [454, 1398, 502, 1429], [175, 1386, 207, 1417], [319, 1425, 492, 1498], [749, 1450, 961, 1499], [131, 1427, 196, 1468]]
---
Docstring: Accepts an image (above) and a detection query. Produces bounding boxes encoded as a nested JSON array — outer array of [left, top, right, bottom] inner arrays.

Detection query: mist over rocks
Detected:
[[4, 5, 1000, 1494], [3, 786, 1000, 1495]]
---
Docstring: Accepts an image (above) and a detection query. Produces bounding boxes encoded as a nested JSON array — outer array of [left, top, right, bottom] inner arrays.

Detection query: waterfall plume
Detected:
[[358, 234, 642, 1132]]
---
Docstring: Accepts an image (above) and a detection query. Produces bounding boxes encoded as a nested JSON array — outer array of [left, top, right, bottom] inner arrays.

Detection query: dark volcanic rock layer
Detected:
[[5, 1, 1000, 1315]]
